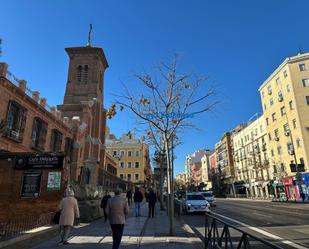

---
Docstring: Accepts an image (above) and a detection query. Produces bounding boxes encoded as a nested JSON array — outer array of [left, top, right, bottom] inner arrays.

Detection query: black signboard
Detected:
[[290, 164, 305, 173], [15, 154, 64, 170], [21, 172, 41, 198]]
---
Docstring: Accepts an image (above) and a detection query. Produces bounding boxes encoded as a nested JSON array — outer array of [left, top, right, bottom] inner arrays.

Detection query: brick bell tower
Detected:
[[58, 27, 108, 185]]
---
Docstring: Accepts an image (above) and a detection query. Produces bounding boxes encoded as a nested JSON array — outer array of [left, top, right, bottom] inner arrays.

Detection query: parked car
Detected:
[[184, 193, 211, 214], [200, 191, 217, 207]]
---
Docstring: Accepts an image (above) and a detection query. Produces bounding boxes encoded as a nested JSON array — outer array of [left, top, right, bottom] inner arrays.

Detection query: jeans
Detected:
[[111, 224, 124, 249], [148, 204, 155, 218], [60, 225, 72, 242], [135, 202, 141, 216]]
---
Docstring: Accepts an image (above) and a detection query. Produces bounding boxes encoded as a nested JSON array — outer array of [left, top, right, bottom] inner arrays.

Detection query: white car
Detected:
[[184, 193, 211, 214], [200, 192, 217, 207]]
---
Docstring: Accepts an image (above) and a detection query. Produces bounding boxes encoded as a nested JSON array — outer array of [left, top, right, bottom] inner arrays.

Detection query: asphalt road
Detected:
[[182, 199, 309, 249]]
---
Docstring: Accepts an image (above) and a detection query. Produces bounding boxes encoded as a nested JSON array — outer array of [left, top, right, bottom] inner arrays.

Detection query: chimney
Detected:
[[18, 80, 27, 92], [32, 91, 40, 102], [40, 98, 47, 108], [0, 63, 8, 77]]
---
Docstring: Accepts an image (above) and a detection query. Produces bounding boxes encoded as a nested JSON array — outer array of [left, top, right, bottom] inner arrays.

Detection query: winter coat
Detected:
[[126, 191, 132, 199], [134, 191, 143, 203], [148, 191, 157, 206], [58, 196, 80, 226], [105, 195, 129, 225], [101, 194, 111, 208]]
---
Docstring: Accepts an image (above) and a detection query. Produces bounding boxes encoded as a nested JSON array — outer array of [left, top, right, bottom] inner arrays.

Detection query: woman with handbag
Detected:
[[58, 188, 80, 245]]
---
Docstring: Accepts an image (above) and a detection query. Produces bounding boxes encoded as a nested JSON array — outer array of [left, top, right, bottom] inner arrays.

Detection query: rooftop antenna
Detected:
[[87, 24, 93, 47]]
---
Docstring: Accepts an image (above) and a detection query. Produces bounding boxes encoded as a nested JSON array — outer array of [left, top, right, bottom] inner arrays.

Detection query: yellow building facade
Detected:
[[106, 130, 151, 187], [259, 52, 309, 200]]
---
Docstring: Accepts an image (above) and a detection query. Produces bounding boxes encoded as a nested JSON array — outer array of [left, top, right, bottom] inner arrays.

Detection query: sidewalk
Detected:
[[27, 202, 202, 249]]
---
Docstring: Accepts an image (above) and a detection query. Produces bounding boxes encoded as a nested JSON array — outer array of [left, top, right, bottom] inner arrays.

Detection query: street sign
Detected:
[[14, 154, 64, 170], [21, 172, 41, 198]]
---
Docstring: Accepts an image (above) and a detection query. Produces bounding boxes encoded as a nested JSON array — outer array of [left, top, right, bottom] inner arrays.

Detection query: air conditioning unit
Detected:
[[288, 149, 294, 155], [284, 131, 290, 136], [274, 137, 279, 141], [9, 130, 19, 139], [278, 96, 283, 102]]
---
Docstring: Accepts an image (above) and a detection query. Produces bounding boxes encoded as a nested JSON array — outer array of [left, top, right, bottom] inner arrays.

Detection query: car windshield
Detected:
[[187, 195, 205, 200], [202, 193, 213, 197]]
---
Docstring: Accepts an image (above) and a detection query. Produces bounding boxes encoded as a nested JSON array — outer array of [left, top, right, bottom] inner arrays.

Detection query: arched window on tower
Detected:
[[83, 65, 89, 83], [77, 65, 82, 83]]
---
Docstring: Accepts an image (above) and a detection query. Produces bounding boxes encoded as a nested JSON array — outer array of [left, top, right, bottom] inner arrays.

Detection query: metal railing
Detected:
[[0, 212, 55, 241], [205, 213, 284, 249]]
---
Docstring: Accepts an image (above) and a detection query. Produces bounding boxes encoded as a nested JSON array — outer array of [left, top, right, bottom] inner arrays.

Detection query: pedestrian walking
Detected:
[[58, 188, 80, 245], [105, 188, 129, 249], [126, 189, 132, 206], [148, 189, 157, 218], [101, 191, 111, 222], [134, 187, 143, 217]]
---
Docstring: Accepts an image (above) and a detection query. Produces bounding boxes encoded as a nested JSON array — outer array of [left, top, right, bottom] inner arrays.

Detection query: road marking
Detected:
[[212, 212, 308, 249]]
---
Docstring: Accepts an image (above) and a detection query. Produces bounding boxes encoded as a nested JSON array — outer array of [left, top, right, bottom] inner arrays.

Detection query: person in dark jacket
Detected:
[[126, 190, 132, 206], [133, 188, 143, 217], [147, 189, 157, 218], [101, 191, 111, 222]]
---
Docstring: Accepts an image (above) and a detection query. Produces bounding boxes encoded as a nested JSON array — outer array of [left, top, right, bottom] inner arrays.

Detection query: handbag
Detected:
[[53, 211, 61, 224]]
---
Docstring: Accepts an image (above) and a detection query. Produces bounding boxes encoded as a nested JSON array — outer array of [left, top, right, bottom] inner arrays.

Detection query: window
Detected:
[[135, 150, 140, 157], [135, 174, 139, 180], [280, 106, 286, 116], [270, 98, 274, 106], [267, 85, 272, 95], [127, 174, 131, 181], [272, 113, 276, 122], [120, 174, 124, 179], [302, 78, 309, 87], [283, 123, 289, 133], [120, 150, 125, 157], [289, 101, 294, 110], [135, 162, 140, 168], [260, 125, 263, 133], [127, 162, 132, 168], [120, 162, 125, 168], [113, 151, 118, 157], [300, 158, 305, 165], [31, 118, 48, 150], [277, 146, 282, 155], [77, 65, 82, 83], [283, 70, 288, 78], [128, 150, 132, 157], [266, 118, 269, 125], [5, 100, 27, 141], [264, 104, 267, 111], [287, 142, 294, 152], [286, 84, 290, 92], [292, 119, 297, 129], [268, 133, 272, 141], [271, 149, 274, 157], [64, 138, 72, 155], [299, 63, 307, 71], [278, 91, 283, 101], [276, 77, 280, 85], [296, 138, 301, 148], [83, 65, 89, 83], [306, 96, 309, 105], [50, 129, 63, 152], [274, 129, 279, 138]]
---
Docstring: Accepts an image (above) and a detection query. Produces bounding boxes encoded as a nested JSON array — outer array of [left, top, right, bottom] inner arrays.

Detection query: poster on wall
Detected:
[[47, 172, 62, 190], [21, 172, 41, 198]]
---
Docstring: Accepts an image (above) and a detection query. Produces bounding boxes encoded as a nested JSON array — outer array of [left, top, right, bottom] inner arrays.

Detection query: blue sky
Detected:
[[1, 0, 309, 175]]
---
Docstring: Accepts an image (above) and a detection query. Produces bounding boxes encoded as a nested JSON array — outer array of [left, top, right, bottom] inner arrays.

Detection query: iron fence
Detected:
[[205, 213, 284, 249], [0, 212, 55, 241]]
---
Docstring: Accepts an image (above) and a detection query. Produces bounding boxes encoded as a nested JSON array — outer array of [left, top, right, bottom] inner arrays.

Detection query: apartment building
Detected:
[[258, 52, 309, 200]]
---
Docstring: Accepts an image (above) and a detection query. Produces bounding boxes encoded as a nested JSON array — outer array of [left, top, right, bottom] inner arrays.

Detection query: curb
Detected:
[[176, 215, 204, 249]]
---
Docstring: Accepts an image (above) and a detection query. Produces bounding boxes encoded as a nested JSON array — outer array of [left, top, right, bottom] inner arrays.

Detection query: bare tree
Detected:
[[115, 55, 218, 235]]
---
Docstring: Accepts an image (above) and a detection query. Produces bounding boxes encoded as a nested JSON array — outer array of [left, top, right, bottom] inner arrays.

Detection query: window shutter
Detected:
[[39, 121, 48, 150], [50, 130, 55, 151], [18, 108, 27, 141]]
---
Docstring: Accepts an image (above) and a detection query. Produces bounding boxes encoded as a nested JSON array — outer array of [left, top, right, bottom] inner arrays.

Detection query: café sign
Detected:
[[15, 154, 64, 170]]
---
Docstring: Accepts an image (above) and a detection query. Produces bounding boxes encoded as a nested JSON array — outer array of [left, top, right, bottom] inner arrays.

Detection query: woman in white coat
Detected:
[[58, 188, 80, 245]]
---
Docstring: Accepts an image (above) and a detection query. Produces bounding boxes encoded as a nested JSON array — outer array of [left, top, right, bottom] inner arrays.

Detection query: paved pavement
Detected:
[[182, 198, 309, 249], [29, 201, 202, 249]]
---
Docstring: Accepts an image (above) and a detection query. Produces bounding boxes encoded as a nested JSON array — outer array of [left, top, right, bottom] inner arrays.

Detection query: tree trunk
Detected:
[[160, 154, 164, 210], [164, 136, 174, 236]]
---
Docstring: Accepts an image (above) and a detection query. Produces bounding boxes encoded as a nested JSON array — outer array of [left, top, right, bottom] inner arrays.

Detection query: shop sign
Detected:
[[282, 177, 293, 186], [15, 154, 64, 170], [47, 172, 62, 190], [21, 172, 41, 198]]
